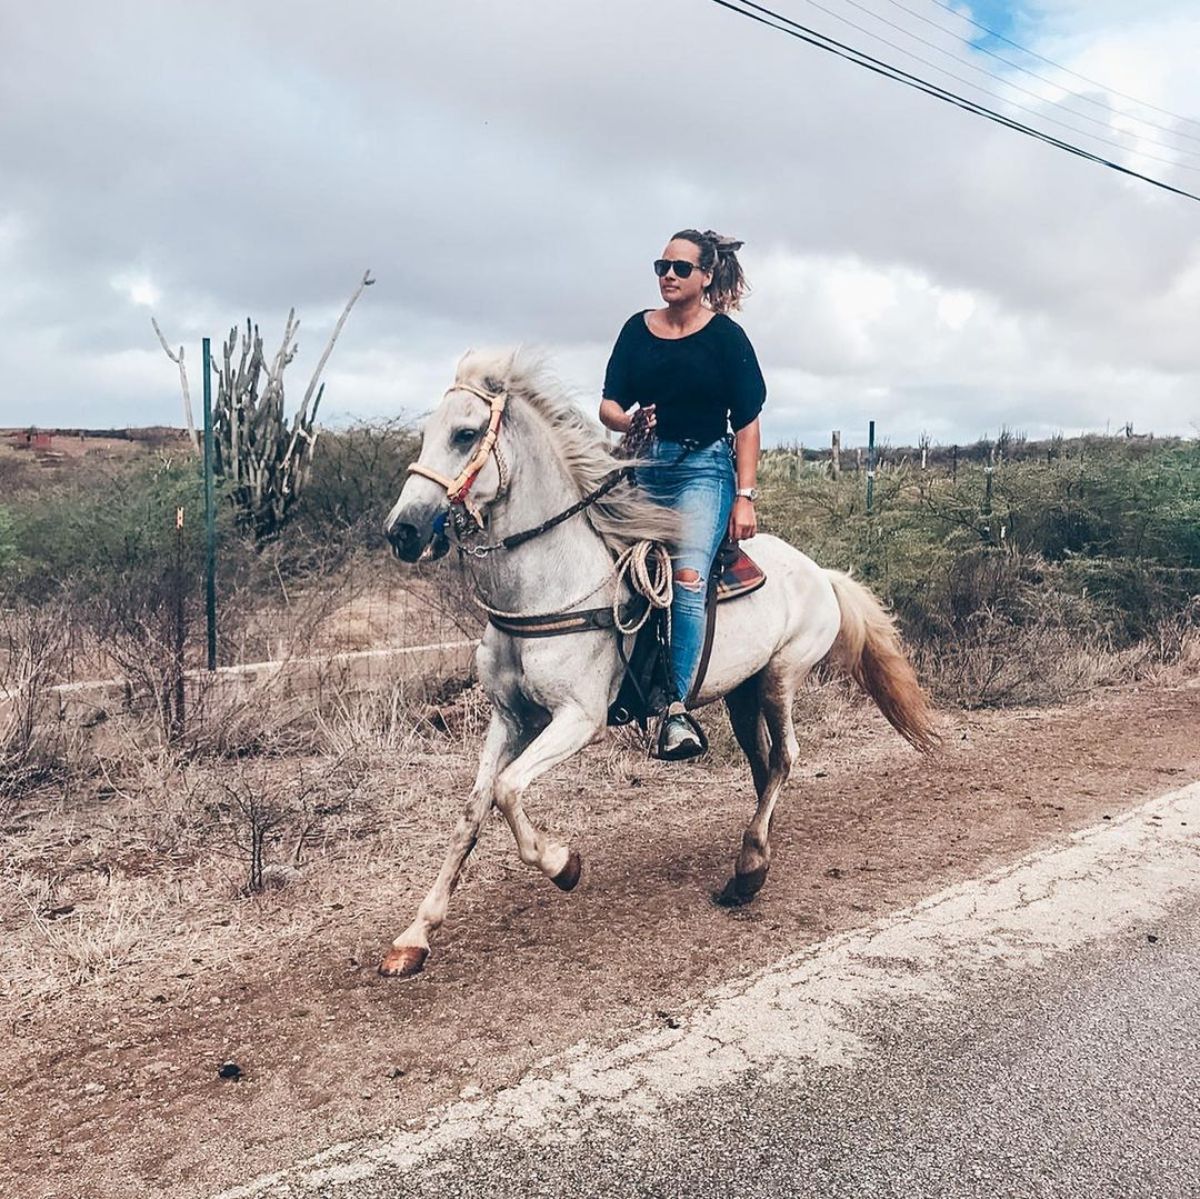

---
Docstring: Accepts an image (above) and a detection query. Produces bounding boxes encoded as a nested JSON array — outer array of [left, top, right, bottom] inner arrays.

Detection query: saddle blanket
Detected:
[[714, 543, 766, 603]]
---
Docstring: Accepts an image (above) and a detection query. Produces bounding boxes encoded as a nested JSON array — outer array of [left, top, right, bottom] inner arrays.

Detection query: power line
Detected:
[[706, 0, 1200, 205], [879, 0, 1200, 147], [925, 0, 1200, 133], [845, 0, 1200, 155], [789, 0, 1200, 171]]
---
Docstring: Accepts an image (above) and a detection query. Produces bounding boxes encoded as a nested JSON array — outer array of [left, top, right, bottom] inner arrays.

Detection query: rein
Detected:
[[407, 379, 672, 637], [452, 464, 634, 558]]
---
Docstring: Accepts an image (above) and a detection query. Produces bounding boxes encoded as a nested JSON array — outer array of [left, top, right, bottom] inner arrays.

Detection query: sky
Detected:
[[1, 0, 1198, 449]]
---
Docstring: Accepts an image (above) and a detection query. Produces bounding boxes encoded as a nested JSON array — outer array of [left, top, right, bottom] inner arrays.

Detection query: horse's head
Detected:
[[383, 368, 510, 562]]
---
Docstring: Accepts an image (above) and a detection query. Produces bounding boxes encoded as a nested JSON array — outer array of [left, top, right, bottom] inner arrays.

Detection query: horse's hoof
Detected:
[[551, 850, 583, 892], [714, 866, 768, 908], [378, 945, 428, 978], [714, 879, 752, 908], [735, 864, 769, 898]]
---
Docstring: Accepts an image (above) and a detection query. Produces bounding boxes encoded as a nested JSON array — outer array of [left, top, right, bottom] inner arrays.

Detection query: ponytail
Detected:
[[670, 228, 750, 313]]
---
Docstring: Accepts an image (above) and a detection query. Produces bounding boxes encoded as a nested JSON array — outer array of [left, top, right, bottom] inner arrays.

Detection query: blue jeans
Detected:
[[636, 438, 735, 704]]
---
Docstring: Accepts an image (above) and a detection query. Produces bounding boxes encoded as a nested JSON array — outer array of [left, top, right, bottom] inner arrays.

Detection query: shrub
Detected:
[[758, 435, 1200, 706], [290, 419, 419, 551]]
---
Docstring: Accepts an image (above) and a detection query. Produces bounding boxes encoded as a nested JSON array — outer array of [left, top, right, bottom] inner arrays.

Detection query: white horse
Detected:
[[381, 349, 936, 977]]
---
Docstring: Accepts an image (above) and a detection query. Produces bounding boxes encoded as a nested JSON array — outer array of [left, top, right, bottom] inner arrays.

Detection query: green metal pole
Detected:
[[202, 337, 217, 671], [866, 419, 876, 515]]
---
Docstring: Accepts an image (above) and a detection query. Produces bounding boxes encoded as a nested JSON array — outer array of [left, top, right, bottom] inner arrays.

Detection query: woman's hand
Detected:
[[628, 404, 656, 441], [728, 496, 757, 542], [599, 399, 656, 436]]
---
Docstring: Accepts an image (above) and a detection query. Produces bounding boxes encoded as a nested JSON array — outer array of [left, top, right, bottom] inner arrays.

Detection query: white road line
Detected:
[[214, 781, 1200, 1198]]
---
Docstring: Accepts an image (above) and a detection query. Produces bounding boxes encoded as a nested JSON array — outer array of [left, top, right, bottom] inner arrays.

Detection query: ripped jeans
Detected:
[[636, 437, 735, 704]]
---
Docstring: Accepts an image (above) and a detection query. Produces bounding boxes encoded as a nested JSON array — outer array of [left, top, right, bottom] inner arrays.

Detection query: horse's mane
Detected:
[[453, 348, 680, 554]]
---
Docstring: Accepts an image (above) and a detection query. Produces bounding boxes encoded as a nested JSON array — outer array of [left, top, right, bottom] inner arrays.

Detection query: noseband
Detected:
[[406, 382, 510, 526], [402, 376, 670, 639], [405, 377, 633, 560]]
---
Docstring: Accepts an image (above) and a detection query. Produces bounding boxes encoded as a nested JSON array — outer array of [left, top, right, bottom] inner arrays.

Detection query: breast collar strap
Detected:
[[407, 383, 509, 526]]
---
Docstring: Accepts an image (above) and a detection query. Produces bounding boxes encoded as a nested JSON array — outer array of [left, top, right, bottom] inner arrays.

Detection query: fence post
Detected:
[[830, 430, 841, 479], [202, 337, 217, 671], [866, 420, 876, 515], [983, 443, 994, 517], [171, 505, 186, 739]]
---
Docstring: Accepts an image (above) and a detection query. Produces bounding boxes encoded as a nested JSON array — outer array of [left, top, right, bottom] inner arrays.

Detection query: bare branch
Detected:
[[150, 316, 199, 453], [296, 269, 374, 430]]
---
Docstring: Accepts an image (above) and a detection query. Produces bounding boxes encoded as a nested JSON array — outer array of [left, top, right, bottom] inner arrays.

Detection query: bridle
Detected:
[[402, 378, 673, 642], [406, 380, 634, 556], [406, 382, 510, 527]]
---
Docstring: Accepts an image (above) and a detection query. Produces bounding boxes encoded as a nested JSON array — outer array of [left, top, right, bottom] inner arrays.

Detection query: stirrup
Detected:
[[654, 702, 709, 762]]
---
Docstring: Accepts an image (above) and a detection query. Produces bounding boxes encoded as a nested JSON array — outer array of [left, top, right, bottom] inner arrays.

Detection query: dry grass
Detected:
[[0, 664, 921, 1018], [1, 566, 1197, 1018], [0, 661, 500, 1014]]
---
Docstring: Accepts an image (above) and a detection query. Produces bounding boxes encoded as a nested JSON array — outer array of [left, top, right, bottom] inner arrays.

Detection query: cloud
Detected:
[[0, 0, 1197, 444]]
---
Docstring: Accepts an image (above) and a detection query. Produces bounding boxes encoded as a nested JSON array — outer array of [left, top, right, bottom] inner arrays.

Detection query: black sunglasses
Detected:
[[653, 258, 704, 279]]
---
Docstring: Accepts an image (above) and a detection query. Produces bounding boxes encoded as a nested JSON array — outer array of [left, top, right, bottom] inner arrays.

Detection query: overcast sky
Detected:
[[2, 0, 1198, 448]]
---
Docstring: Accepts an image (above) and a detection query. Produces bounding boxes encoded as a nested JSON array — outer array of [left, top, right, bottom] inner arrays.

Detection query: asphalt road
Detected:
[[219, 784, 1200, 1199], [300, 903, 1200, 1198]]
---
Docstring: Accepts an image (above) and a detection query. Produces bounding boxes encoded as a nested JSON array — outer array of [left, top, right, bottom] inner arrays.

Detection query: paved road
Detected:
[[369, 900, 1200, 1199], [219, 783, 1200, 1199]]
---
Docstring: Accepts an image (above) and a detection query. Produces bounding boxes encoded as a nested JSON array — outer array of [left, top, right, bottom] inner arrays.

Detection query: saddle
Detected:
[[607, 540, 766, 728]]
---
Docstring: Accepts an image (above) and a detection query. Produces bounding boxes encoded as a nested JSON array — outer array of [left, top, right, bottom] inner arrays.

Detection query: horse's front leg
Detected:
[[379, 711, 519, 978], [492, 702, 603, 891]]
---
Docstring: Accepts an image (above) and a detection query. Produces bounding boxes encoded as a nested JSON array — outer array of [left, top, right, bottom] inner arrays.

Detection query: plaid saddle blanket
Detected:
[[714, 541, 766, 603]]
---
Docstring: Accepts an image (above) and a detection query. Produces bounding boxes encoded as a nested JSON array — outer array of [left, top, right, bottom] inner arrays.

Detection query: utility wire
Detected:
[[926, 0, 1200, 133], [838, 0, 1200, 156], [789, 0, 1200, 171], [706, 0, 1200, 205], [878, 0, 1200, 147]]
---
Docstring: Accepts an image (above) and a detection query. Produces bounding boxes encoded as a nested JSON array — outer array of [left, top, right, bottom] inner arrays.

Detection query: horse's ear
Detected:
[[500, 347, 521, 389], [479, 348, 521, 396], [454, 348, 475, 381]]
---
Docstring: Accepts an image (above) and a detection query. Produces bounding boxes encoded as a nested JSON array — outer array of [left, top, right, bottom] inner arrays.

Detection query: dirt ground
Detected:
[[3, 678, 1199, 1199]]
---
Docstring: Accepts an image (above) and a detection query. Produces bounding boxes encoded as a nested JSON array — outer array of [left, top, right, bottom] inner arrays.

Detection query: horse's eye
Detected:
[[452, 428, 480, 447]]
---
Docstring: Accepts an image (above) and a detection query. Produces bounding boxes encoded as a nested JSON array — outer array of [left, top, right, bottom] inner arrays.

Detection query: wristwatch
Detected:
[[735, 487, 758, 501]]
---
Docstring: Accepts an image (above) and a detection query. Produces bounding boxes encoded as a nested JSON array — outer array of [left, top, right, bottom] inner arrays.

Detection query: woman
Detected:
[[599, 228, 765, 760]]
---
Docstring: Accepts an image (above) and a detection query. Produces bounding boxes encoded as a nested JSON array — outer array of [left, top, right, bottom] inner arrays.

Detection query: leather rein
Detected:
[[404, 383, 648, 637]]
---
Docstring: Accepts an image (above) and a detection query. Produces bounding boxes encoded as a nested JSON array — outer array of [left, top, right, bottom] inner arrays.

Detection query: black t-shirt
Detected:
[[602, 310, 766, 444]]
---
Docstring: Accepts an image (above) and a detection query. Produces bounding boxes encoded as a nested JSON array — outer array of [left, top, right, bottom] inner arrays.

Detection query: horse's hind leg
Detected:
[[380, 712, 520, 978], [725, 675, 770, 799], [492, 702, 602, 890], [721, 668, 800, 904]]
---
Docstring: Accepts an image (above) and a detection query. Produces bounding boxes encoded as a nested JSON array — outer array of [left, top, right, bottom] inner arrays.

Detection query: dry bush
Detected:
[[208, 755, 365, 895], [0, 601, 77, 802], [312, 673, 482, 757], [912, 577, 1200, 708], [915, 605, 1108, 708]]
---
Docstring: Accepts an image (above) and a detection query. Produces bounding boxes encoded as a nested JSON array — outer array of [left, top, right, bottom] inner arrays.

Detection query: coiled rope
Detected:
[[612, 541, 673, 634], [471, 539, 674, 633]]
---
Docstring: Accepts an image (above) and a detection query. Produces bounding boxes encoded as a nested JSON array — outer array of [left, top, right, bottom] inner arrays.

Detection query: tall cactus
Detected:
[[154, 270, 374, 539]]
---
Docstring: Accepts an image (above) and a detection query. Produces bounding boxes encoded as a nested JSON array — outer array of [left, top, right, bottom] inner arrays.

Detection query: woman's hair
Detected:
[[670, 228, 750, 313]]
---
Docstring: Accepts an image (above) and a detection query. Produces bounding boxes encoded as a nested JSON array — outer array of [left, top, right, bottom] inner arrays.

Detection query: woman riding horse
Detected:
[[599, 229, 764, 760]]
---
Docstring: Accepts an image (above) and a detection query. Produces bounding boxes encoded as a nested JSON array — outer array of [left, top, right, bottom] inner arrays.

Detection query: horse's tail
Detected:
[[824, 569, 940, 753]]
